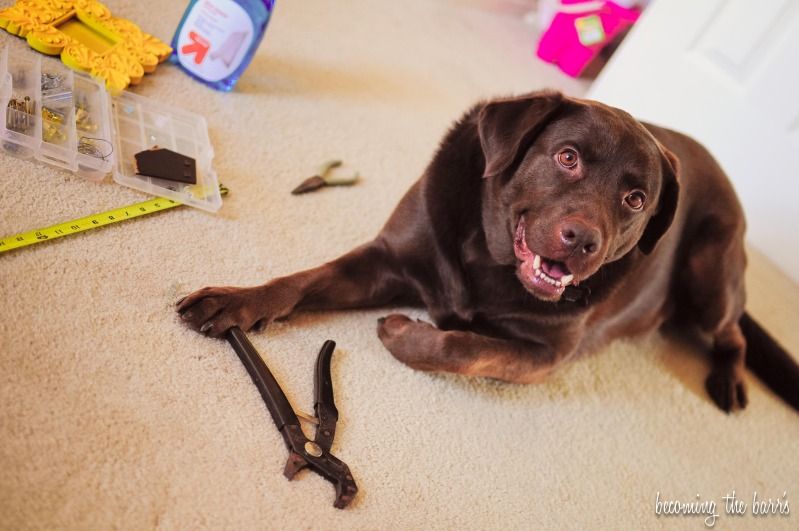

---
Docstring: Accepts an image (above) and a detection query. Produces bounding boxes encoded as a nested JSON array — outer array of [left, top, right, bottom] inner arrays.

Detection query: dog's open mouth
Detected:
[[513, 217, 574, 300]]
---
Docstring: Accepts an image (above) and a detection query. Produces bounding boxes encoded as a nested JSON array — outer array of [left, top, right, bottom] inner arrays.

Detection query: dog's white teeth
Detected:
[[532, 258, 568, 289]]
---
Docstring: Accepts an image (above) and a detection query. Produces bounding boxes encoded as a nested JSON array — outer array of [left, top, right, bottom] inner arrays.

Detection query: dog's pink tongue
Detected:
[[541, 259, 568, 280]]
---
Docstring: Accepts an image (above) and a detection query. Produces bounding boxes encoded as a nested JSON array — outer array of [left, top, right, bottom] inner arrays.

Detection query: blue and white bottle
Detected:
[[171, 0, 275, 91]]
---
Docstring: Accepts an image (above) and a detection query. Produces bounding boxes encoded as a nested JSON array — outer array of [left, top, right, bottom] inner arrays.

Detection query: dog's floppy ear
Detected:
[[477, 91, 565, 178], [638, 146, 680, 255]]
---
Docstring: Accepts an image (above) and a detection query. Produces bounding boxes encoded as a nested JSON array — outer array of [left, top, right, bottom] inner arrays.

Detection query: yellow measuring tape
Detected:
[[0, 184, 228, 254]]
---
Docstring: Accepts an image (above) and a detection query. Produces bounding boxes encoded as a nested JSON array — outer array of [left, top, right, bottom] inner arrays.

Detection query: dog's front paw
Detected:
[[705, 365, 748, 413], [377, 313, 415, 339], [176, 286, 270, 338], [377, 314, 440, 371]]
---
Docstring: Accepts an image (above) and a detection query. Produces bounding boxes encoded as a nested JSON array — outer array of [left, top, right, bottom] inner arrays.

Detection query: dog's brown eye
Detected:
[[557, 148, 578, 169], [624, 191, 646, 211]]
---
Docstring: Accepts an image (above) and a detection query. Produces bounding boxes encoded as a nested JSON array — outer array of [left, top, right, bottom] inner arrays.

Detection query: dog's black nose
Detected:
[[559, 221, 600, 255]]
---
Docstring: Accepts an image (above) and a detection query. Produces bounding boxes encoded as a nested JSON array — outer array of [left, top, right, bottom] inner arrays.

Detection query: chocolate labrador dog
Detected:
[[178, 91, 799, 413]]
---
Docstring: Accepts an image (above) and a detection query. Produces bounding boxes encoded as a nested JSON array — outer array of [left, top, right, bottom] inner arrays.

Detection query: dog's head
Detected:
[[478, 91, 680, 302]]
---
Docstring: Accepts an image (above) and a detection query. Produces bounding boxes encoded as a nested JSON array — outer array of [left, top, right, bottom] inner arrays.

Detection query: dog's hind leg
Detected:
[[376, 314, 563, 383], [680, 215, 748, 412]]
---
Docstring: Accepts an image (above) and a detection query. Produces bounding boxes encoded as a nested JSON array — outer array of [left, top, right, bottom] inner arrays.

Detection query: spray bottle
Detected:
[[171, 0, 275, 91]]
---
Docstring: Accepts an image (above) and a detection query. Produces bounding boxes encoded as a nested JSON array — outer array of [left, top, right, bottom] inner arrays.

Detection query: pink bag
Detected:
[[536, 0, 641, 77]]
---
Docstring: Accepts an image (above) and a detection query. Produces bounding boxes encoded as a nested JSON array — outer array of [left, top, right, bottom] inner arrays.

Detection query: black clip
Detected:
[[562, 285, 591, 306], [226, 327, 357, 509]]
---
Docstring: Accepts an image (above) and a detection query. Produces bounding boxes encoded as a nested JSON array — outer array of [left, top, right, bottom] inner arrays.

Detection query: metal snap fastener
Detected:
[[304, 441, 323, 457]]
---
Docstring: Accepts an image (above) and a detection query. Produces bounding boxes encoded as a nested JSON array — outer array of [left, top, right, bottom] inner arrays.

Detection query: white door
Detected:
[[588, 0, 799, 284]]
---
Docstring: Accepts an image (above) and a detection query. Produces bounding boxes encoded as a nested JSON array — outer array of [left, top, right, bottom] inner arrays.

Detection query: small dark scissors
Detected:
[[226, 327, 358, 509]]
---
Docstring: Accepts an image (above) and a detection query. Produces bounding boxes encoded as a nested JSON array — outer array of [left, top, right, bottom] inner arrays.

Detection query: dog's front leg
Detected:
[[178, 240, 406, 337], [377, 314, 562, 383]]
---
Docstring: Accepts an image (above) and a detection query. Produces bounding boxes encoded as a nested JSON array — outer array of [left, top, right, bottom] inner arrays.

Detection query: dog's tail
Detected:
[[742, 312, 799, 412]]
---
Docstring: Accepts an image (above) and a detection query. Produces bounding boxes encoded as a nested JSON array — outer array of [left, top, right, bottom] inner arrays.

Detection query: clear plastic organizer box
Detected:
[[0, 46, 222, 212]]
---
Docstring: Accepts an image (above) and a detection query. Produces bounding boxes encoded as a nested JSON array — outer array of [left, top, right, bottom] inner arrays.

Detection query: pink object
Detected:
[[536, 1, 640, 77]]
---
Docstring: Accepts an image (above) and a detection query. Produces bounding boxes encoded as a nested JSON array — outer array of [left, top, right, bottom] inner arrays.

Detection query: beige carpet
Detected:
[[2, 1, 798, 529]]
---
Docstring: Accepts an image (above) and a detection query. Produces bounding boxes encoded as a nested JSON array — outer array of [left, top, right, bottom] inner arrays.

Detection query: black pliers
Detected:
[[226, 327, 358, 509]]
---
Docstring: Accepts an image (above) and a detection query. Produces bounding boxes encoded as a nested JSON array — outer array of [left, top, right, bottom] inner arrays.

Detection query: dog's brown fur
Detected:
[[178, 92, 799, 413]]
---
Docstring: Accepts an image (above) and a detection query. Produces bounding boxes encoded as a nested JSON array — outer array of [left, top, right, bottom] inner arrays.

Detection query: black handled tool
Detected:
[[226, 327, 357, 509]]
